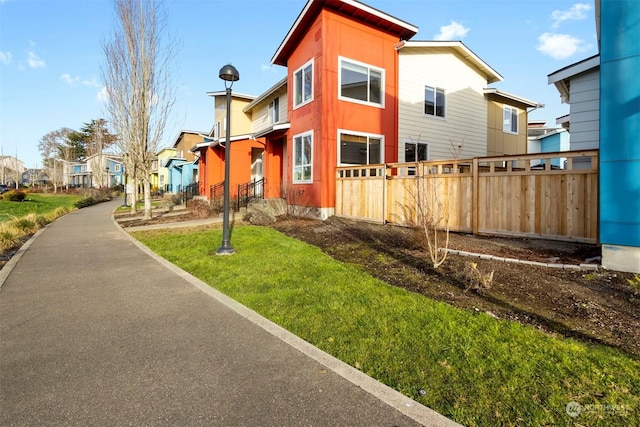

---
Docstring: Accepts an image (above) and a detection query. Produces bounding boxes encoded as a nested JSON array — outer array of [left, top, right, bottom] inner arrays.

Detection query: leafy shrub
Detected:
[[3, 190, 27, 202], [74, 197, 95, 209]]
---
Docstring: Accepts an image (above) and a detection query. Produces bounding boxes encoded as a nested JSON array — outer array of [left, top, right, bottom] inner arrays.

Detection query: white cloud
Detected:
[[0, 51, 12, 65], [536, 32, 591, 60], [433, 21, 469, 41], [551, 3, 591, 29], [97, 86, 109, 102], [27, 51, 44, 68], [82, 78, 101, 88], [61, 73, 78, 85]]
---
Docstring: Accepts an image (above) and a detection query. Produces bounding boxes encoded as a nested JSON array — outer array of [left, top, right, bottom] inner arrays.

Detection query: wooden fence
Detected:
[[335, 150, 599, 243]]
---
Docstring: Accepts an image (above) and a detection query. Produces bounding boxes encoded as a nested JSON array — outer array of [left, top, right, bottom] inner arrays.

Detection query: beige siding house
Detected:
[[484, 88, 541, 158], [397, 41, 502, 161], [396, 41, 540, 162]]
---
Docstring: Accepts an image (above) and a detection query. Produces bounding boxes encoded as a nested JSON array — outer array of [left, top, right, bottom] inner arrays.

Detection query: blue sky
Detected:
[[0, 0, 598, 169]]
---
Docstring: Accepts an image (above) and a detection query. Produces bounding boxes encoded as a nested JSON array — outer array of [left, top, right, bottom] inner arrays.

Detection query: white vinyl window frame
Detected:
[[404, 141, 429, 162], [338, 56, 385, 108], [503, 105, 519, 134], [424, 85, 446, 118], [337, 129, 385, 166], [292, 130, 313, 184], [269, 97, 280, 124], [114, 164, 122, 173], [293, 59, 314, 109]]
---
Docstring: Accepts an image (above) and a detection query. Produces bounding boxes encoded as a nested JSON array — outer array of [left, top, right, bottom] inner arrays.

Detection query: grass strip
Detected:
[[0, 194, 81, 223], [133, 225, 639, 427]]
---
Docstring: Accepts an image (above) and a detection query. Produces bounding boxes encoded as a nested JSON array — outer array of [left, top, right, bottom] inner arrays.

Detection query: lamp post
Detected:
[[105, 167, 110, 188], [216, 64, 239, 255]]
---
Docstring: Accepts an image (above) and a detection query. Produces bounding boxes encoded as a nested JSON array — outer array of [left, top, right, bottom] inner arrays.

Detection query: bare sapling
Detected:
[[415, 169, 450, 268]]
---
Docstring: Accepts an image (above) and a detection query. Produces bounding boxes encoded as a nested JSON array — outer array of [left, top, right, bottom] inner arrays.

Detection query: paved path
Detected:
[[0, 199, 459, 426]]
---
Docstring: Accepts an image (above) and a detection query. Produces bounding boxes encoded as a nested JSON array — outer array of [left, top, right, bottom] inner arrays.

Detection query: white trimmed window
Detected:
[[293, 60, 313, 108], [503, 105, 518, 134], [338, 131, 383, 165], [269, 97, 280, 124], [114, 164, 122, 172], [424, 86, 445, 118], [293, 131, 313, 183], [339, 57, 384, 107], [405, 142, 428, 162]]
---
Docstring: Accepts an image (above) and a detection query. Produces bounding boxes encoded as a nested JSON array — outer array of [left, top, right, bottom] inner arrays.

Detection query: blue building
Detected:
[[598, 0, 640, 273]]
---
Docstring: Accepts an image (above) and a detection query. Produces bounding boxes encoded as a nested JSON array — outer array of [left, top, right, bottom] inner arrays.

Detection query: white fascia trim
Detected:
[[271, 0, 315, 65], [483, 88, 542, 108], [547, 55, 600, 84], [206, 91, 256, 101], [340, 0, 418, 34]]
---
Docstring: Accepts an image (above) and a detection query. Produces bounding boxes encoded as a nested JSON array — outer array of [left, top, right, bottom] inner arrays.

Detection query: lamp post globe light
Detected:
[[216, 64, 239, 256]]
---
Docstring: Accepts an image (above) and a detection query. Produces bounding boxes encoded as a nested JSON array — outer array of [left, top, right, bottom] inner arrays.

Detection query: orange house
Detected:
[[193, 92, 266, 199], [270, 0, 417, 218]]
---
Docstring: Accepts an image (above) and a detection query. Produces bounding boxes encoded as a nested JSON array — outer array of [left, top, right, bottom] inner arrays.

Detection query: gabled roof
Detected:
[[272, 0, 418, 66], [243, 77, 287, 112], [483, 88, 542, 109], [547, 54, 600, 103], [398, 40, 503, 84], [171, 129, 209, 149]]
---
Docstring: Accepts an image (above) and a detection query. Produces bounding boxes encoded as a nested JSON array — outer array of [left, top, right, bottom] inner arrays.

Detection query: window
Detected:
[[339, 132, 383, 165], [114, 164, 121, 172], [405, 142, 428, 162], [293, 131, 313, 183], [503, 105, 518, 133], [293, 60, 313, 108], [213, 121, 221, 139], [339, 58, 383, 106], [269, 97, 280, 124], [424, 86, 445, 118]]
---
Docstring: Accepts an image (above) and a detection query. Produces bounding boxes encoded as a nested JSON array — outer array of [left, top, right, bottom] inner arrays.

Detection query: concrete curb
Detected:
[[0, 227, 48, 289], [439, 247, 600, 271], [113, 213, 462, 427]]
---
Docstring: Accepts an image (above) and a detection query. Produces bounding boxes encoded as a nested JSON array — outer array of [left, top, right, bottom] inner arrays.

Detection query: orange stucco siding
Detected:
[[286, 8, 401, 210]]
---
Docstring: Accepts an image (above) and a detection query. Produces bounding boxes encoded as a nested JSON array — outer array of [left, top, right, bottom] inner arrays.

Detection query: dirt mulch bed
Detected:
[[270, 216, 640, 357]]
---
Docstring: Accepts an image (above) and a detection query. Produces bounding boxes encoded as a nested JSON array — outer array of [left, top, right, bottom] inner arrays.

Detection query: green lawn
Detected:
[[132, 225, 639, 427], [0, 193, 82, 223]]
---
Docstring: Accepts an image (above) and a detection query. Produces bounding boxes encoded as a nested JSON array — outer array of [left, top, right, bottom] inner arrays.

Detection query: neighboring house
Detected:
[[164, 130, 202, 193], [155, 147, 177, 192], [193, 93, 260, 199], [69, 153, 125, 188], [270, 0, 422, 218], [0, 156, 25, 185], [596, 0, 640, 273], [527, 120, 570, 168], [547, 54, 600, 168], [197, 0, 541, 219], [396, 41, 540, 162], [484, 88, 542, 160], [528, 128, 570, 169], [546, 0, 639, 273], [21, 168, 49, 186]]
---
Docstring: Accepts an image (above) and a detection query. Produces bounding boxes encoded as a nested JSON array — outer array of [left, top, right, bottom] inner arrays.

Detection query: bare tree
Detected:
[[102, 0, 175, 218]]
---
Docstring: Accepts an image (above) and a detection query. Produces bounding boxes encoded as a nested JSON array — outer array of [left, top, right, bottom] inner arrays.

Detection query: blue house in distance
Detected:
[[598, 0, 640, 273]]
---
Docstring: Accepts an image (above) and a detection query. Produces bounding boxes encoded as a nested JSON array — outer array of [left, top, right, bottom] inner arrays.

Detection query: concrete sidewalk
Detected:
[[0, 198, 459, 426]]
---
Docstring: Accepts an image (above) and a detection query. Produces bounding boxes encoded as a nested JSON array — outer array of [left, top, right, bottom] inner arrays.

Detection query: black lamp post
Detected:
[[105, 167, 110, 188], [216, 63, 239, 255]]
